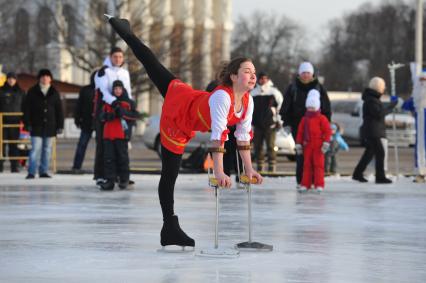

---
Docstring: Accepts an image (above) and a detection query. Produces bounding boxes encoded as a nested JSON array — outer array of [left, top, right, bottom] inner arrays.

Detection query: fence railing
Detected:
[[0, 112, 56, 173]]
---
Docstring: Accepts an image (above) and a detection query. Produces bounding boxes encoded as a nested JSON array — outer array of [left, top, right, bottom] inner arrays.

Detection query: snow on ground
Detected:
[[0, 173, 425, 283]]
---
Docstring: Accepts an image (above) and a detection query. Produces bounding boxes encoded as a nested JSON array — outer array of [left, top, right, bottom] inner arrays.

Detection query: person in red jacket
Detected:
[[100, 80, 139, 191], [107, 16, 263, 249], [296, 90, 331, 193]]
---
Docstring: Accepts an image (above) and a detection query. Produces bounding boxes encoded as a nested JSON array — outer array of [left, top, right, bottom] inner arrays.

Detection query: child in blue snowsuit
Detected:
[[325, 123, 349, 174]]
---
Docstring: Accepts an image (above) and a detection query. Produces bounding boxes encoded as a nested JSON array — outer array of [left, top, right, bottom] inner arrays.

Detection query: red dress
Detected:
[[296, 111, 331, 188], [160, 79, 250, 154]]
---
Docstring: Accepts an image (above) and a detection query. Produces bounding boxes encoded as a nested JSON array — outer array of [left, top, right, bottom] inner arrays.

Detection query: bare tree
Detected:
[[318, 0, 417, 94], [231, 11, 309, 92]]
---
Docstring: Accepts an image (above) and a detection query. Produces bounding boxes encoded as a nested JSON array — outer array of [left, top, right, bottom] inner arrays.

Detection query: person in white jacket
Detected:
[[250, 72, 283, 172], [93, 47, 132, 185]]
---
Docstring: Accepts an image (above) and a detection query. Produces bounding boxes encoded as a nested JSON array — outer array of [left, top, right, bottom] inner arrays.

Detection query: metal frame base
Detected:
[[197, 248, 240, 258], [235, 241, 273, 252]]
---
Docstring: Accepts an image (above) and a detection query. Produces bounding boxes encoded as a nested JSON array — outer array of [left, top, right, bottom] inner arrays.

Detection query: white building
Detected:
[[0, 0, 233, 117]]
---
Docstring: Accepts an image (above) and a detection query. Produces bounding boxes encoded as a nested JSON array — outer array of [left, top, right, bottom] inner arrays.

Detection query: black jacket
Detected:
[[252, 95, 278, 129], [0, 83, 25, 124], [280, 77, 331, 134], [23, 84, 64, 137], [361, 88, 396, 139], [74, 84, 95, 132]]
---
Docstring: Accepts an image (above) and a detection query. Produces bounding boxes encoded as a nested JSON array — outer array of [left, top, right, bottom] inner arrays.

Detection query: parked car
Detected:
[[142, 115, 296, 160], [331, 99, 415, 146]]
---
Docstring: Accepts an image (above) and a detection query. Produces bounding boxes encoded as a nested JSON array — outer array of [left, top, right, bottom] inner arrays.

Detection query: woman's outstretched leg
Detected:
[[108, 17, 175, 97]]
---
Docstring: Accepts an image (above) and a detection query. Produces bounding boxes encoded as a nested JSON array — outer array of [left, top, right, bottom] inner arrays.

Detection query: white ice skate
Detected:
[[314, 187, 324, 193], [297, 186, 308, 193]]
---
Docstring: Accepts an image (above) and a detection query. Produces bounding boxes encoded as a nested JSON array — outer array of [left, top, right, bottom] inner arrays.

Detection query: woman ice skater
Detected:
[[107, 16, 263, 249]]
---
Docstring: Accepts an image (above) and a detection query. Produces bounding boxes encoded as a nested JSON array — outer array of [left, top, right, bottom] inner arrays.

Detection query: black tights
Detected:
[[123, 30, 183, 220], [124, 34, 176, 97], [159, 146, 182, 220]]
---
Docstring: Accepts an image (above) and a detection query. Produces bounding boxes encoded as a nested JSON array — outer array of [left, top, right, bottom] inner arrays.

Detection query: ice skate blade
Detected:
[[196, 248, 239, 258], [157, 245, 195, 253], [235, 241, 273, 252], [104, 14, 113, 20]]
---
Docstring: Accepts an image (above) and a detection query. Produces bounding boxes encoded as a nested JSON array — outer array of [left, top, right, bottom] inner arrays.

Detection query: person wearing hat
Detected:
[[280, 61, 331, 188], [98, 80, 139, 190], [22, 69, 64, 179], [93, 47, 132, 186], [295, 89, 331, 192], [250, 72, 283, 172], [0, 72, 25, 172], [352, 77, 397, 184]]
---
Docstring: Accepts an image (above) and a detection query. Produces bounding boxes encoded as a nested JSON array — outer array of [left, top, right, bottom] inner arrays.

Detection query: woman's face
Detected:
[[231, 61, 257, 91]]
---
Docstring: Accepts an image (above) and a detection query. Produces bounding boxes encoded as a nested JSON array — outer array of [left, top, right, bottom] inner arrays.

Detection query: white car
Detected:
[[142, 115, 296, 160], [331, 99, 415, 146]]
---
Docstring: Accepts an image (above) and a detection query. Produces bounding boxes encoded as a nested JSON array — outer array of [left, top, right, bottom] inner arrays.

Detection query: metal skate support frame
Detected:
[[235, 150, 273, 252], [197, 155, 239, 258]]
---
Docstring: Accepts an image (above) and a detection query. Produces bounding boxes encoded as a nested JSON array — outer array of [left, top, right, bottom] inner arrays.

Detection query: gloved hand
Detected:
[[390, 95, 398, 103], [111, 100, 121, 110], [56, 128, 63, 135], [103, 112, 116, 121], [321, 142, 330, 154], [295, 144, 303, 155]]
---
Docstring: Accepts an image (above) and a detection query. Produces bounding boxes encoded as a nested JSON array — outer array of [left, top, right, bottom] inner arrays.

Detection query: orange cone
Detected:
[[203, 153, 214, 172]]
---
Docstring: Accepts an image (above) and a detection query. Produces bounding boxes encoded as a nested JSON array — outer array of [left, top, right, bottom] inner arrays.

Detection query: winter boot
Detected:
[[413, 175, 426, 183], [375, 177, 392, 184], [160, 215, 195, 247], [100, 179, 115, 190], [118, 179, 129, 190], [352, 174, 368, 183]]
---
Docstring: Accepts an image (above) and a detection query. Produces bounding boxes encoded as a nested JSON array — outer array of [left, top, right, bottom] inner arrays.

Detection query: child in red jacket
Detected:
[[100, 80, 139, 190], [296, 90, 331, 193]]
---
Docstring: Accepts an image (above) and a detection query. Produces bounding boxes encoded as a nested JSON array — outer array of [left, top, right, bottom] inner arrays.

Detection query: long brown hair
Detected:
[[219, 57, 252, 87]]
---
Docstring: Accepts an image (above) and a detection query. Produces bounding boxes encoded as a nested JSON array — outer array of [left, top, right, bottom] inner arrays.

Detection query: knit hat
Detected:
[[305, 89, 321, 110], [6, 72, 17, 79], [37, 69, 53, 79], [298, 62, 314, 75], [112, 80, 124, 89]]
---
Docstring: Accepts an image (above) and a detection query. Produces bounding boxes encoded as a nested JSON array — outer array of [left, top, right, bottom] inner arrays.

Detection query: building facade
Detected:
[[0, 0, 233, 118]]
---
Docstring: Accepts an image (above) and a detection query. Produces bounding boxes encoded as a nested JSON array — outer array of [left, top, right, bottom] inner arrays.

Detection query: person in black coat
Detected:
[[280, 62, 331, 187], [23, 69, 64, 179], [0, 72, 25, 172], [71, 71, 96, 173], [352, 77, 397, 184]]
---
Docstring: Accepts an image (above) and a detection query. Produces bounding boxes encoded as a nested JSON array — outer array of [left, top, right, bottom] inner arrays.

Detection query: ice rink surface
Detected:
[[1, 173, 425, 283]]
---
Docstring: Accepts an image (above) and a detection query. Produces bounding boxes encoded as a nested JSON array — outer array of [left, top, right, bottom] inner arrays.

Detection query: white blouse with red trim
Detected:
[[208, 89, 253, 142]]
